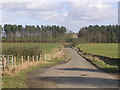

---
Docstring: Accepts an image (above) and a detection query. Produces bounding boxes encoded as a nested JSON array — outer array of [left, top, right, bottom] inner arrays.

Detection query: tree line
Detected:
[[1, 24, 74, 43], [1, 24, 119, 44], [78, 25, 120, 43]]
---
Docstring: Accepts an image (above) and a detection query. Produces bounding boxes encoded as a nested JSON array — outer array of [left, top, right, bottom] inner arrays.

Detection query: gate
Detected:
[[0, 55, 14, 72]]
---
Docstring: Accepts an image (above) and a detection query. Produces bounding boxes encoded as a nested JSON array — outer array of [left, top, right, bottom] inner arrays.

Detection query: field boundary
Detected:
[[76, 43, 118, 58], [75, 47, 119, 65], [2, 47, 67, 76], [2, 48, 71, 88], [74, 47, 119, 73]]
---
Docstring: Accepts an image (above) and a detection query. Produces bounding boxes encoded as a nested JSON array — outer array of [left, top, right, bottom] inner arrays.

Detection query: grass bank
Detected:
[[78, 43, 118, 58], [2, 50, 71, 88], [77, 43, 119, 73], [80, 54, 119, 73]]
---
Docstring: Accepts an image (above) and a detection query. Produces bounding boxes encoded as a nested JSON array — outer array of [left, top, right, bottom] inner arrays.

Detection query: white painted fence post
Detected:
[[32, 56, 34, 62], [3, 56, 6, 71], [39, 54, 41, 61], [14, 56, 16, 67], [44, 53, 46, 61], [11, 55, 14, 68], [27, 56, 30, 62], [21, 56, 24, 64], [36, 55, 38, 62]]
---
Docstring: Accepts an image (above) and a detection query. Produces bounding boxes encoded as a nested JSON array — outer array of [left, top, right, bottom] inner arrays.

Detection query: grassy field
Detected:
[[78, 43, 119, 58], [2, 43, 64, 53]]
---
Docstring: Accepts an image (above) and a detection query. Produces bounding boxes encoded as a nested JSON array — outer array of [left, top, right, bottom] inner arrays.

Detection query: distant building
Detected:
[[72, 33, 78, 38]]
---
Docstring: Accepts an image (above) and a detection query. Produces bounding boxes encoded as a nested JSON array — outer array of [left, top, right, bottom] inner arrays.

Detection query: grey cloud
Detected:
[[1, 1, 118, 32]]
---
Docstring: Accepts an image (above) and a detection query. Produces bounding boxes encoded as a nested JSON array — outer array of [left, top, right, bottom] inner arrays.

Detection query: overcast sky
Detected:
[[0, 0, 119, 32]]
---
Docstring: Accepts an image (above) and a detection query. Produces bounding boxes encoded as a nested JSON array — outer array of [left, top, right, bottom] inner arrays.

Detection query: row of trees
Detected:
[[78, 25, 120, 43], [1, 24, 119, 43], [1, 24, 74, 43]]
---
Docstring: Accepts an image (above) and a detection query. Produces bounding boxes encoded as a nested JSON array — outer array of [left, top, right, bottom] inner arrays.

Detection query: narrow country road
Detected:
[[27, 48, 118, 88]]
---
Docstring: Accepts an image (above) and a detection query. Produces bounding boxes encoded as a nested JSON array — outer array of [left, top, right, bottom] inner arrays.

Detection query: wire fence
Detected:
[[1, 48, 66, 75], [1, 54, 44, 73]]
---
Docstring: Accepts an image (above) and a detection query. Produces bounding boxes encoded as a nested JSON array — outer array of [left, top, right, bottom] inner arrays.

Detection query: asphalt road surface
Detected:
[[27, 48, 118, 88]]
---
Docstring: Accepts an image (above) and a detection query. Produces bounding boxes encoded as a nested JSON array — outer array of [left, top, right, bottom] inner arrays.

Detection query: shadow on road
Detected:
[[56, 68, 101, 73], [38, 76, 118, 87]]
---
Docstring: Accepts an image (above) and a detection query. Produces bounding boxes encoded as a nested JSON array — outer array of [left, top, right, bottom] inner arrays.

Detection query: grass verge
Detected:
[[79, 53, 119, 73], [2, 51, 71, 88]]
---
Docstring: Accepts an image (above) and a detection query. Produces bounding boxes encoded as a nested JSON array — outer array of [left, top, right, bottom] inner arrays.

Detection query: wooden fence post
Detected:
[[14, 57, 16, 67], [44, 53, 46, 61], [46, 54, 48, 60], [32, 56, 34, 62], [39, 54, 41, 61], [49, 54, 51, 60], [48, 54, 49, 60], [40, 54, 43, 62], [3, 56, 6, 71], [21, 56, 24, 64], [36, 55, 38, 62], [53, 53, 55, 59], [27, 56, 30, 62], [7, 55, 9, 65], [40, 54, 44, 62], [11, 55, 14, 69], [44, 54, 46, 60]]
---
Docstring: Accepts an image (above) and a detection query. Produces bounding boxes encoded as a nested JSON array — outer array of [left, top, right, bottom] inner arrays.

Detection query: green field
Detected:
[[2, 43, 63, 53], [78, 43, 119, 58]]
